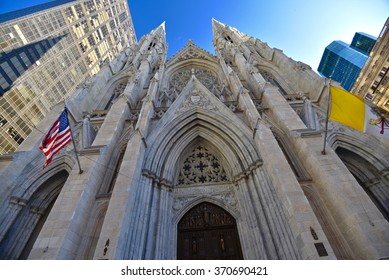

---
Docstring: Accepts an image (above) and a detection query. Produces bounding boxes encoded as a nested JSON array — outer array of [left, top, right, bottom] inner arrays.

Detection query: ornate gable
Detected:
[[167, 40, 216, 65]]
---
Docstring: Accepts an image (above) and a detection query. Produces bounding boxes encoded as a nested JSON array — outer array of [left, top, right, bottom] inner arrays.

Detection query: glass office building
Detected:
[[318, 33, 376, 92], [350, 32, 376, 55], [0, 0, 136, 154]]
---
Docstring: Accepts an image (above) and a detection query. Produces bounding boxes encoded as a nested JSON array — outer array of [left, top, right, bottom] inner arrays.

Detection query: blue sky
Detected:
[[1, 0, 388, 72]]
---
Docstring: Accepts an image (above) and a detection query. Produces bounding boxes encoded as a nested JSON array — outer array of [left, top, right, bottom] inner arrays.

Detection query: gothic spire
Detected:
[[211, 18, 226, 37]]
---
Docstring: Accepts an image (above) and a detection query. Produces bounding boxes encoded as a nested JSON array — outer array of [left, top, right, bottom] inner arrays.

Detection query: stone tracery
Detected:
[[178, 146, 229, 185], [170, 68, 218, 94], [158, 67, 232, 106]]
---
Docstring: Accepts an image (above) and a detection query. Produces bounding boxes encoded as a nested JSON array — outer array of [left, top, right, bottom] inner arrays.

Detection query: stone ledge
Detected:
[[79, 145, 107, 156], [293, 128, 322, 138], [0, 154, 13, 162]]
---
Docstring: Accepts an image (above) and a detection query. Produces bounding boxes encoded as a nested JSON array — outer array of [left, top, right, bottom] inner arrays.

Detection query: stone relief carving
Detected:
[[259, 70, 273, 83], [176, 89, 219, 114], [173, 190, 238, 214], [173, 197, 192, 211], [152, 107, 167, 119], [114, 82, 127, 97], [128, 110, 140, 121], [224, 101, 242, 112], [178, 202, 235, 230], [294, 61, 311, 71], [157, 87, 178, 107]]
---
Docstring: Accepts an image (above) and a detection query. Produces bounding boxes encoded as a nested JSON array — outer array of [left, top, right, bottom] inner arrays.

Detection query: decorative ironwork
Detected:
[[178, 146, 229, 185]]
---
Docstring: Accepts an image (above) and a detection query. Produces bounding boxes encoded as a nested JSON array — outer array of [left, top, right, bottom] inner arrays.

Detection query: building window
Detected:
[[0, 114, 7, 127], [379, 67, 387, 77], [224, 35, 233, 44], [7, 127, 24, 145], [371, 80, 379, 90], [177, 146, 229, 185]]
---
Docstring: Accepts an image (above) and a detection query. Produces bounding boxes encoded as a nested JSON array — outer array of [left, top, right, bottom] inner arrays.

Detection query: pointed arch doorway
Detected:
[[177, 202, 243, 260]]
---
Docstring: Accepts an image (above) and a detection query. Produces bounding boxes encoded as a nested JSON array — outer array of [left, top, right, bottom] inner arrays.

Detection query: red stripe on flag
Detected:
[[39, 109, 72, 168]]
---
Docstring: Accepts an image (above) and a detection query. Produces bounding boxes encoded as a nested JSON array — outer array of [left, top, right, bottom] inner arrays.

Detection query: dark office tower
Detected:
[[0, 0, 136, 154], [318, 32, 377, 92]]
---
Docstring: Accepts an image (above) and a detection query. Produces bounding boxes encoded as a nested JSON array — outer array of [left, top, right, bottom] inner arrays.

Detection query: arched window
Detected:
[[104, 82, 127, 110]]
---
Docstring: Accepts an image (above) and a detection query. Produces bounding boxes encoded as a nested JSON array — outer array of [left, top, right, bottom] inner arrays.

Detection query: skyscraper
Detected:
[[352, 17, 389, 112], [0, 0, 136, 154], [350, 32, 376, 55], [317, 33, 376, 91]]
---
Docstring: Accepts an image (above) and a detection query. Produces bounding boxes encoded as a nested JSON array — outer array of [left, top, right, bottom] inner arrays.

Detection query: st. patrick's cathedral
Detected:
[[0, 19, 388, 260]]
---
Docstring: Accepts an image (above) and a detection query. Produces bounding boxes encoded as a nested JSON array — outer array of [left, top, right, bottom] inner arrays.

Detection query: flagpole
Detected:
[[321, 78, 331, 155], [253, 118, 260, 139], [64, 103, 83, 174]]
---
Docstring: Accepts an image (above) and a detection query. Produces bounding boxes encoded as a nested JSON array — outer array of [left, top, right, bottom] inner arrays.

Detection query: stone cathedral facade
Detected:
[[0, 20, 389, 260]]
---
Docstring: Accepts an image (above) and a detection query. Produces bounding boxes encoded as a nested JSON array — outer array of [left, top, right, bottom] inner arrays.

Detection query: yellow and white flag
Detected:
[[329, 86, 388, 138]]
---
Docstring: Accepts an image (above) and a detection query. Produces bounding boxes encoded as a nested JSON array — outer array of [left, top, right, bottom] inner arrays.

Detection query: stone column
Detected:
[[9, 208, 43, 259], [154, 186, 170, 259], [125, 175, 154, 259], [0, 198, 26, 242], [92, 131, 148, 260], [235, 179, 269, 259], [144, 183, 162, 259], [93, 71, 160, 260]]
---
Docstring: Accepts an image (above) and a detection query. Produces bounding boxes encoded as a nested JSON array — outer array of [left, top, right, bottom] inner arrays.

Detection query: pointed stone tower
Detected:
[[0, 19, 388, 260]]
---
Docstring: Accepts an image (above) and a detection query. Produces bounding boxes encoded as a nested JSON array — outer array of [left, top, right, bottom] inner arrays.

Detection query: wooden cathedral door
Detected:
[[177, 202, 243, 260]]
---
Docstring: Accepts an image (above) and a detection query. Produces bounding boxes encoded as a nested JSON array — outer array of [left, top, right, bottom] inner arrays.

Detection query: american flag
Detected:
[[39, 108, 71, 167]]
